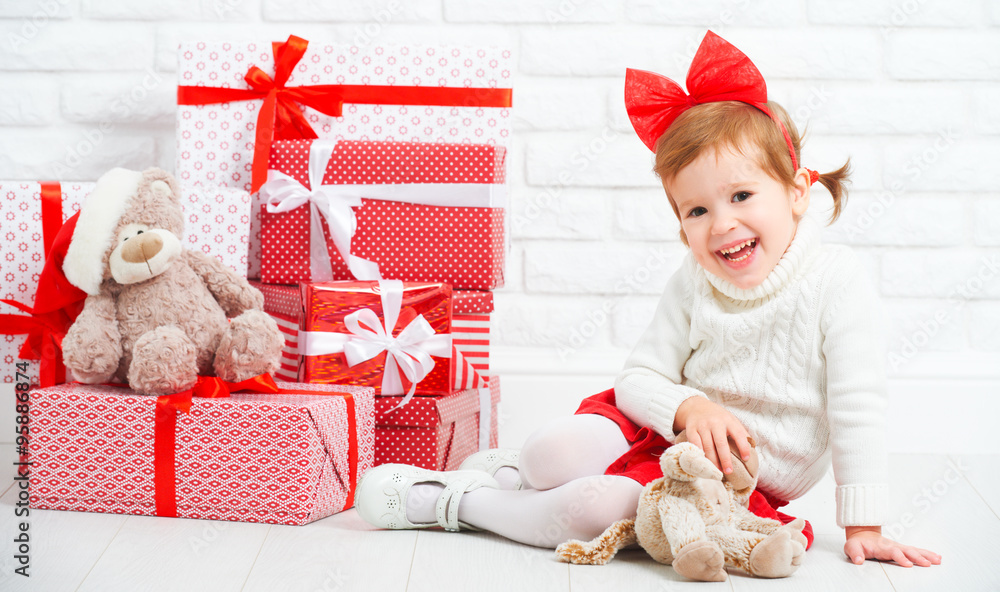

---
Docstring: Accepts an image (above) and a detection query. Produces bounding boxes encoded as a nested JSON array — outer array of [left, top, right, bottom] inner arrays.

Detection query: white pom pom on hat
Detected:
[[62, 167, 144, 295]]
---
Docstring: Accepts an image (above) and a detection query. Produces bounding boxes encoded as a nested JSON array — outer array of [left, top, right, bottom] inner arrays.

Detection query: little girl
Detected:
[[355, 31, 940, 569]]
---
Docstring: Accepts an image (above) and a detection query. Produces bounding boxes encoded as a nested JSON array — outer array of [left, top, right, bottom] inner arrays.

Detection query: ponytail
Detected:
[[816, 158, 851, 225]]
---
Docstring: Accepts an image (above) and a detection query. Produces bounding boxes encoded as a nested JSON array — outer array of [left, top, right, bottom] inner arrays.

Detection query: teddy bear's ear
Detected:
[[141, 168, 181, 205]]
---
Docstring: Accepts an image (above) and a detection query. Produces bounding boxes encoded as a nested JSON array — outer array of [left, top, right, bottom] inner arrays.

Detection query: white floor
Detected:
[[0, 441, 997, 592]]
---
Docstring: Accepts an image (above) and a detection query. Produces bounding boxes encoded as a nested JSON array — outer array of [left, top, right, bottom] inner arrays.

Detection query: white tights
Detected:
[[406, 414, 643, 548]]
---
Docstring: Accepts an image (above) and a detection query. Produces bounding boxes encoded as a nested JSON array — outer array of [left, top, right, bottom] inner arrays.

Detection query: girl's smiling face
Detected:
[[664, 145, 811, 290]]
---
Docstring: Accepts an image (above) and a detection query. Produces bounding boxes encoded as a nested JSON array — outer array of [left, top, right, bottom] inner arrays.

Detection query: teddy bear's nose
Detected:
[[120, 232, 163, 263]]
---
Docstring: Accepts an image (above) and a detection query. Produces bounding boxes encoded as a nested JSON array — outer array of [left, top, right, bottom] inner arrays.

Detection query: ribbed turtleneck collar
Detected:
[[700, 215, 822, 303]]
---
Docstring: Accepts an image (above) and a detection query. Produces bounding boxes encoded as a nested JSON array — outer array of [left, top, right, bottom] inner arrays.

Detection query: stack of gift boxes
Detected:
[[2, 36, 512, 526]]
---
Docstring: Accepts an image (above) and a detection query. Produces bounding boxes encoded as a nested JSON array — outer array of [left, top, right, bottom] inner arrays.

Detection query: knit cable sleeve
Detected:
[[821, 252, 890, 527], [614, 258, 707, 441]]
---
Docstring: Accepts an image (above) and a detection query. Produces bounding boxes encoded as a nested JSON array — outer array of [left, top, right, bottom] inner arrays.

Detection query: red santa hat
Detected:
[[62, 167, 144, 295]]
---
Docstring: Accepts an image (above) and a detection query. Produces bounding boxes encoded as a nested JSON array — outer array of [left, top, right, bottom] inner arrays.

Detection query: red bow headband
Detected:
[[625, 31, 813, 179]]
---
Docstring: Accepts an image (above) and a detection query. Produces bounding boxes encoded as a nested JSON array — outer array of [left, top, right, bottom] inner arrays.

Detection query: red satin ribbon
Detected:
[[625, 31, 800, 171], [152, 374, 359, 517], [177, 35, 513, 193], [0, 182, 75, 387]]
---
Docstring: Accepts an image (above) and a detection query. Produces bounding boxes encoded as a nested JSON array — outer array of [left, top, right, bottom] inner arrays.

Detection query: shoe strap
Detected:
[[435, 477, 475, 532]]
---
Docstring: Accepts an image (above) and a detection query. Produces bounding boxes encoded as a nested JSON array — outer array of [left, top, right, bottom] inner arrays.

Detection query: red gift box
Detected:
[[258, 139, 506, 290], [297, 280, 489, 400], [251, 281, 492, 385], [376, 376, 500, 470], [28, 380, 374, 525]]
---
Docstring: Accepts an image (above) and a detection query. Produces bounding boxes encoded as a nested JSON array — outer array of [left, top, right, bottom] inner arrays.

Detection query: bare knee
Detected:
[[520, 414, 629, 490]]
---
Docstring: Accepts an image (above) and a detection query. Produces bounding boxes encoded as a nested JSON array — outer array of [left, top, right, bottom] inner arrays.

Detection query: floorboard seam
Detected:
[[949, 454, 1000, 521], [237, 524, 271, 591], [73, 515, 129, 592], [404, 531, 420, 592]]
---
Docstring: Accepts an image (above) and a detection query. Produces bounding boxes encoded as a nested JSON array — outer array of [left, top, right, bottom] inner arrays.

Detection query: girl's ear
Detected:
[[791, 168, 811, 217]]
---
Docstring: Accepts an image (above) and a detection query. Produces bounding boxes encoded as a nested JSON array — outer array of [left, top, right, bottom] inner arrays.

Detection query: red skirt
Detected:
[[576, 388, 814, 550]]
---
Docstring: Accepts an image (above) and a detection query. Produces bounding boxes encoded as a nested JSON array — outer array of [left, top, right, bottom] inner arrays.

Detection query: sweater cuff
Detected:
[[836, 484, 889, 527], [645, 387, 707, 441]]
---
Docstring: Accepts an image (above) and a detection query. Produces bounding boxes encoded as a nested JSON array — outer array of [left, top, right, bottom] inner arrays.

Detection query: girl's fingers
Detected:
[[699, 429, 721, 471], [712, 429, 733, 474], [733, 426, 753, 461], [888, 547, 913, 567]]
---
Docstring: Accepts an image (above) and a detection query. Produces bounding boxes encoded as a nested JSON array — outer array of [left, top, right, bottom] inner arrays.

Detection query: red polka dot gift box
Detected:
[[375, 376, 501, 471], [258, 139, 506, 291], [0, 182, 252, 386], [28, 380, 374, 525], [295, 280, 489, 404], [250, 280, 493, 387]]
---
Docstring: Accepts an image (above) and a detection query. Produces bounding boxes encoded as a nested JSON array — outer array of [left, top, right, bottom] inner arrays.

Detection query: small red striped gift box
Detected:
[[376, 376, 500, 470], [251, 281, 492, 388]]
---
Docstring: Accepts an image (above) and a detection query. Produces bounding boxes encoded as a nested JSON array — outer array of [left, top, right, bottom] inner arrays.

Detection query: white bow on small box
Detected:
[[298, 279, 453, 410]]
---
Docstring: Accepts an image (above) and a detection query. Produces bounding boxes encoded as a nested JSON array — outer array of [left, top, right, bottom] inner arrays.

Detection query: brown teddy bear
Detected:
[[60, 167, 283, 395], [556, 432, 807, 581]]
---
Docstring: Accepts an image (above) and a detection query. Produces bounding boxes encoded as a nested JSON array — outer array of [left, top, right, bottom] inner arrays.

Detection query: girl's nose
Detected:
[[710, 211, 738, 235]]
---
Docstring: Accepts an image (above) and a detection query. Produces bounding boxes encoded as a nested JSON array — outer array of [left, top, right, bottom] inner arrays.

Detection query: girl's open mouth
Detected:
[[717, 238, 758, 266]]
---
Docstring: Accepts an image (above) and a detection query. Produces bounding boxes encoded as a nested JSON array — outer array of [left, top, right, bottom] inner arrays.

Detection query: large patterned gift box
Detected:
[[251, 281, 492, 385], [377, 376, 500, 470], [295, 280, 489, 404], [258, 139, 506, 290], [175, 35, 512, 280], [29, 380, 374, 525], [0, 182, 252, 385], [176, 35, 512, 196]]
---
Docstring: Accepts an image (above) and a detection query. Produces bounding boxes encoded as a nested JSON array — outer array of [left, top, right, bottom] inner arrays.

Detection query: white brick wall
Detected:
[[0, 0, 998, 381]]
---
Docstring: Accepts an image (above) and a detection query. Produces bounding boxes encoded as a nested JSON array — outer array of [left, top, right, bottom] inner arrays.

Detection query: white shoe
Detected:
[[458, 448, 522, 490], [355, 464, 498, 532]]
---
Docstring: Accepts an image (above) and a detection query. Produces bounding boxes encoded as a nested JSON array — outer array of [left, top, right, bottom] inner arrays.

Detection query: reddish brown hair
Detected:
[[653, 101, 850, 245]]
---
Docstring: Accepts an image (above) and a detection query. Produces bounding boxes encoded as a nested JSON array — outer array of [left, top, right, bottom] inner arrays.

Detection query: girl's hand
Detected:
[[844, 526, 941, 567], [673, 396, 752, 476]]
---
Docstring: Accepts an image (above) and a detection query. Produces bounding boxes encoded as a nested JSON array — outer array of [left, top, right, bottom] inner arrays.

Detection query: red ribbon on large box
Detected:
[[177, 35, 513, 193], [151, 373, 359, 517]]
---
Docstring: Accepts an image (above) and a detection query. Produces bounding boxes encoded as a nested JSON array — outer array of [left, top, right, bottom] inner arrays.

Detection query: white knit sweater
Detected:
[[614, 216, 889, 527]]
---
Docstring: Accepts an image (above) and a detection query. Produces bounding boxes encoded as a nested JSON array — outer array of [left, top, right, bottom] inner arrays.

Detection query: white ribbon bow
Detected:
[[259, 140, 382, 282], [299, 280, 452, 409]]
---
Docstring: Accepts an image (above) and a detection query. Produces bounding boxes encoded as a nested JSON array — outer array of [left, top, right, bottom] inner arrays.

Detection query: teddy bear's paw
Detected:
[[747, 528, 805, 578], [128, 326, 198, 395], [62, 326, 121, 384], [214, 310, 284, 382], [776, 518, 808, 550], [673, 539, 726, 582]]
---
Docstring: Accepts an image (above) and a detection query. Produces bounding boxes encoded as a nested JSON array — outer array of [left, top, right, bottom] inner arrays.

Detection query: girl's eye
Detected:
[[733, 191, 752, 203], [688, 207, 707, 218]]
